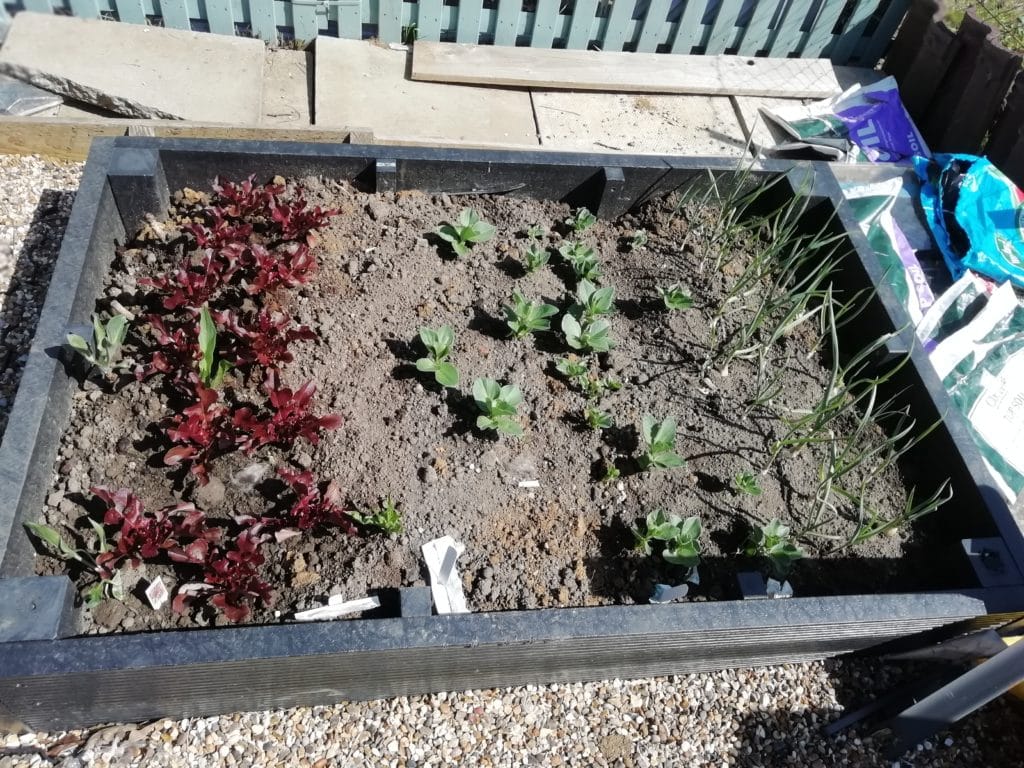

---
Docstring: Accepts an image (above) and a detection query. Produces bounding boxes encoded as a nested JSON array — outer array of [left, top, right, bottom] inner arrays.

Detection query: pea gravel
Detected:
[[1, 153, 1023, 768]]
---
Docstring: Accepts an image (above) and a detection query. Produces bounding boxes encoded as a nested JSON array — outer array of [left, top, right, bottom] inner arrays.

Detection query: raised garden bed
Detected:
[[0, 140, 1022, 730]]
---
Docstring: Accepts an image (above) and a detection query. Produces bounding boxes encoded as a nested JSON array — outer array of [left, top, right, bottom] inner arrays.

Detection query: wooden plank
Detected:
[[113, 0, 147, 24], [204, 0, 235, 35], [921, 11, 1022, 154], [159, 0, 193, 34], [768, 0, 814, 57], [736, 0, 779, 56], [704, 0, 745, 55], [493, 0, 520, 46], [802, 0, 848, 58], [247, 0, 276, 40], [636, 0, 671, 53], [888, 20, 958, 121], [379, 0, 403, 43], [0, 115, 371, 162], [858, 0, 911, 67], [411, 41, 843, 97], [68, 0, 102, 20], [455, 0, 483, 44], [601, 0, 635, 52], [566, 0, 598, 50], [531, 0, 559, 48], [987, 72, 1024, 190], [883, 0, 940, 82], [337, 0, 363, 39], [828, 0, 878, 64]]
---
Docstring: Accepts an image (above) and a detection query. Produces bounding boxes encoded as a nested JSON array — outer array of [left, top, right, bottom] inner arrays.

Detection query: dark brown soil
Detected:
[[34, 177, 943, 634]]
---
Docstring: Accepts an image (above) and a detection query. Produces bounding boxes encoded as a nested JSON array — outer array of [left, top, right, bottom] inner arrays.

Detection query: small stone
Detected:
[[420, 466, 438, 484], [46, 490, 64, 507], [196, 476, 226, 508], [295, 451, 313, 469]]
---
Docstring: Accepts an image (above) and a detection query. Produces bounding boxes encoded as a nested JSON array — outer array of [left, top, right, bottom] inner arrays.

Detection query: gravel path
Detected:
[[1, 154, 1022, 768]]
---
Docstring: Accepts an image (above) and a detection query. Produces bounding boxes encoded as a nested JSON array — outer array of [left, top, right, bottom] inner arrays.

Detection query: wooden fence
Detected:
[[885, 0, 1024, 186], [0, 0, 905, 65]]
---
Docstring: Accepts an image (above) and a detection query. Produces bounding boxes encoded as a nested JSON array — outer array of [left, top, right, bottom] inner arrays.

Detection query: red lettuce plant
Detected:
[[219, 308, 316, 369], [172, 530, 272, 622], [185, 216, 254, 250], [141, 248, 238, 311], [211, 175, 284, 220], [234, 370, 341, 453], [243, 242, 318, 295], [163, 384, 238, 485], [269, 196, 338, 244]]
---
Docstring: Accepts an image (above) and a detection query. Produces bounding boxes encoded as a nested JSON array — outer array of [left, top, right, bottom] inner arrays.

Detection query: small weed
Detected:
[[601, 461, 621, 482], [351, 497, 403, 534], [473, 377, 524, 437], [504, 292, 558, 339], [658, 283, 694, 311], [526, 223, 546, 240], [640, 415, 685, 470], [734, 471, 762, 496], [629, 230, 648, 251], [436, 208, 496, 257], [415, 325, 459, 388], [584, 406, 613, 430]]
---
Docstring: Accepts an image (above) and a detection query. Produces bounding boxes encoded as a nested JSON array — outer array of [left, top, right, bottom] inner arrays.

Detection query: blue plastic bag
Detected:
[[914, 154, 1024, 287]]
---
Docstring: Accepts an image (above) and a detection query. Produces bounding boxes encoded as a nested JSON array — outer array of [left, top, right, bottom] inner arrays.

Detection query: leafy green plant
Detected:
[[573, 279, 615, 320], [555, 356, 589, 383], [629, 230, 648, 251], [632, 510, 702, 568], [351, 497, 403, 534], [415, 325, 459, 388], [639, 415, 684, 470], [561, 314, 613, 353], [582, 375, 622, 401], [66, 313, 130, 373], [565, 207, 597, 234], [601, 461, 621, 482], [555, 357, 621, 399], [472, 377, 524, 437], [745, 519, 804, 578], [584, 406, 613, 430], [558, 241, 602, 281], [522, 242, 550, 273], [504, 292, 558, 338], [526, 223, 546, 239], [25, 520, 124, 606], [734, 471, 762, 496], [658, 283, 694, 311], [435, 208, 496, 257], [198, 305, 232, 388]]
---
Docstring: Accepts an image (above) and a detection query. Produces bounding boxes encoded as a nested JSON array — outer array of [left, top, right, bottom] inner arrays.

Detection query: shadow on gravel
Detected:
[[0, 189, 75, 442], [726, 656, 1024, 767]]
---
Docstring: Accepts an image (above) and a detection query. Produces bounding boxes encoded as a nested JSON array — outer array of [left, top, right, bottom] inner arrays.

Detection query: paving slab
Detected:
[[0, 12, 265, 122], [315, 39, 537, 146], [262, 49, 312, 128], [533, 92, 746, 156], [0, 74, 61, 116]]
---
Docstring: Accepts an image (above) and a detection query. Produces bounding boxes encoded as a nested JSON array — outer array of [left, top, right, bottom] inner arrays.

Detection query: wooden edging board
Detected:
[[411, 41, 844, 98], [0, 116, 374, 161]]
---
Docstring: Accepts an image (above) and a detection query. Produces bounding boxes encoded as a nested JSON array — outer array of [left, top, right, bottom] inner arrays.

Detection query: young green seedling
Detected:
[[472, 377, 524, 437], [640, 415, 685, 470], [631, 510, 702, 568], [435, 208, 496, 257], [66, 313, 130, 373], [584, 406, 613, 431], [555, 356, 589, 384], [558, 241, 602, 281], [561, 314, 613, 353], [582, 375, 622, 401], [734, 471, 763, 496], [415, 325, 460, 388], [198, 305, 232, 388], [525, 223, 546, 240], [629, 230, 648, 251], [25, 520, 124, 606], [601, 462, 621, 482], [504, 292, 558, 339], [745, 519, 805, 578], [351, 497, 403, 534], [565, 207, 597, 234], [573, 279, 615, 320], [522, 242, 550, 273], [658, 283, 694, 311]]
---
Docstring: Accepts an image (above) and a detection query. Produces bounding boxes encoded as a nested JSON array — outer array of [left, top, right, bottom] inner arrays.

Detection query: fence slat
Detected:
[[291, 3, 319, 41], [828, 0, 874, 63], [566, 0, 598, 49], [636, 0, 670, 52], [204, 0, 235, 34], [378, 0, 402, 42], [531, 0, 558, 48], [493, 0, 519, 45], [802, 0, 848, 57], [987, 72, 1024, 188], [67, 0, 101, 18], [337, 0, 363, 39], [601, 0, 634, 51], [456, 0, 484, 44], [21, 0, 53, 12], [704, 0, 745, 54], [858, 0, 911, 66], [246, 0, 276, 40], [158, 0, 191, 31], [736, 0, 779, 56], [768, 0, 813, 56]]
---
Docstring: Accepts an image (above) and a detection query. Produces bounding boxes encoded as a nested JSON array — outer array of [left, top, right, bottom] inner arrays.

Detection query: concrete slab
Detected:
[[0, 12, 265, 122], [533, 92, 746, 156], [262, 49, 312, 128], [0, 74, 60, 116], [315, 39, 537, 146]]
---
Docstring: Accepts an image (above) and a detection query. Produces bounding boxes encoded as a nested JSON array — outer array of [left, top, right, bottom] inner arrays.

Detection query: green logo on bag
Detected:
[[995, 233, 1022, 266]]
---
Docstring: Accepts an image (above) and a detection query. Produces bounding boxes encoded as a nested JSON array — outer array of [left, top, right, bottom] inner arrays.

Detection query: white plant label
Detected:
[[145, 576, 168, 610], [422, 536, 469, 614]]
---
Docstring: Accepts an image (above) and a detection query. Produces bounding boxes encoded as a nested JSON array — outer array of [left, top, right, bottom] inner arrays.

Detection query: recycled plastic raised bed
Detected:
[[0, 139, 1022, 731]]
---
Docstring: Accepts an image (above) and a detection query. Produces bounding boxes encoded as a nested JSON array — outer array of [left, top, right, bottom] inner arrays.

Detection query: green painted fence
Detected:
[[0, 0, 908, 66]]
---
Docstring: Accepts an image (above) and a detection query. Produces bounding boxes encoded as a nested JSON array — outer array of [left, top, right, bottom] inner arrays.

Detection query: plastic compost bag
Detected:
[[916, 272, 996, 353], [929, 281, 1024, 502], [914, 154, 1024, 288], [759, 76, 929, 163], [843, 177, 937, 326]]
